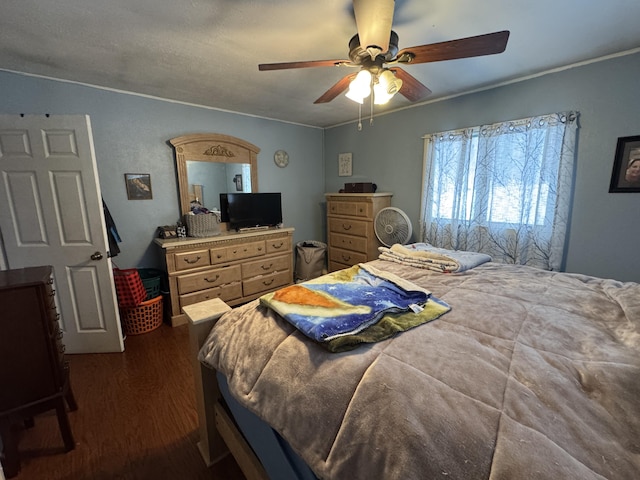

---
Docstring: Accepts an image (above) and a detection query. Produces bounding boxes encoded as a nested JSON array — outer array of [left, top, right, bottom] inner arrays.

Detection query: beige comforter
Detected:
[[199, 260, 640, 479]]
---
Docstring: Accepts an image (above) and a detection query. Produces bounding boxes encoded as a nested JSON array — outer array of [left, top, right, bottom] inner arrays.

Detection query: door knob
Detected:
[[90, 251, 103, 261]]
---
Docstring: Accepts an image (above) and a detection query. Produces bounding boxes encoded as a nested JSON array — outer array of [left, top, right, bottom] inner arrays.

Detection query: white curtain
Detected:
[[419, 112, 578, 270]]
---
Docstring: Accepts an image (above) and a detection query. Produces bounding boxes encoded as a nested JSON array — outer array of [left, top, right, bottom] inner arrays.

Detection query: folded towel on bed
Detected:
[[259, 263, 450, 351], [379, 243, 492, 273]]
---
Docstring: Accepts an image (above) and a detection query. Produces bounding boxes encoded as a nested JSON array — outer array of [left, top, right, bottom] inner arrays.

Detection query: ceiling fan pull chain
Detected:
[[370, 89, 374, 126], [357, 104, 363, 131]]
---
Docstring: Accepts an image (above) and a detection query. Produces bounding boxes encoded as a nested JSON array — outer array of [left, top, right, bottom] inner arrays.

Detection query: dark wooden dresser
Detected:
[[0, 265, 77, 478]]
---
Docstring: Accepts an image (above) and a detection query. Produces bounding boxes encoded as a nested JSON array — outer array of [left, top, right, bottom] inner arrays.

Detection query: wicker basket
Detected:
[[113, 268, 147, 308], [120, 295, 163, 335], [184, 212, 221, 238]]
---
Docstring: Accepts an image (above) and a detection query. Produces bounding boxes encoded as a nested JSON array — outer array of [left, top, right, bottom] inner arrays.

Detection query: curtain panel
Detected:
[[420, 112, 578, 270]]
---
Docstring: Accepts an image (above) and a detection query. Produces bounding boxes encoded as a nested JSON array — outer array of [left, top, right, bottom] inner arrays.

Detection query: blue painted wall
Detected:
[[325, 52, 640, 282], [0, 71, 325, 269], [1, 51, 639, 282]]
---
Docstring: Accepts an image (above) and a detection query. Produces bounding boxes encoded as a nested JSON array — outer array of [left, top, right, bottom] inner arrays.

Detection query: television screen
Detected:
[[219, 193, 282, 230]]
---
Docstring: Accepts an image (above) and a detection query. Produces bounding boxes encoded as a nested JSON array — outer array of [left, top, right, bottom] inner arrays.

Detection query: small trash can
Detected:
[[295, 241, 327, 282]]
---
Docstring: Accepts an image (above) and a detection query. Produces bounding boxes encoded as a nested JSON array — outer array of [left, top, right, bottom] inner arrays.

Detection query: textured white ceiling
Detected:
[[2, 0, 640, 128]]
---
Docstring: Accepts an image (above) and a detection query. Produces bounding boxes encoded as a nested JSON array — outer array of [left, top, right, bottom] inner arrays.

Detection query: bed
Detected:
[[186, 252, 640, 480]]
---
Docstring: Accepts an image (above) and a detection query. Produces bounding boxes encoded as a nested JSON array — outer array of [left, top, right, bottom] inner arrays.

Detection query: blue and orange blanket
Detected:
[[260, 263, 450, 352]]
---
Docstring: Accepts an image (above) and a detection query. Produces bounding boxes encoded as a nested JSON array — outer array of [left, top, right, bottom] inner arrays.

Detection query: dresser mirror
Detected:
[[170, 133, 260, 215]]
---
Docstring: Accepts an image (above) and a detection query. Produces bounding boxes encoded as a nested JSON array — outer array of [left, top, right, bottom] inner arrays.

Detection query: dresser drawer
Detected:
[[226, 240, 266, 261], [328, 217, 369, 237], [329, 260, 352, 273], [242, 254, 290, 279], [328, 201, 371, 218], [243, 271, 291, 297], [180, 281, 242, 307], [177, 265, 242, 294], [209, 246, 229, 265], [174, 249, 210, 271], [329, 232, 368, 253], [266, 236, 291, 254], [329, 247, 368, 266]]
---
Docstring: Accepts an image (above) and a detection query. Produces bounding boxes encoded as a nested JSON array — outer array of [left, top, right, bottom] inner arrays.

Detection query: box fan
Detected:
[[374, 207, 412, 246]]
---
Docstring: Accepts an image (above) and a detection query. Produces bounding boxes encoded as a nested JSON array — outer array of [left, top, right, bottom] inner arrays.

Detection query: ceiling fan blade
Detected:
[[390, 68, 432, 102], [314, 74, 356, 104], [259, 59, 350, 71], [353, 0, 395, 55], [397, 30, 510, 64]]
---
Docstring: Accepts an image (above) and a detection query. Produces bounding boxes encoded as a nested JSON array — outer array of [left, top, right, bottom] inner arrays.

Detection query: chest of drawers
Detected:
[[156, 228, 294, 326], [0, 265, 77, 477], [325, 193, 392, 272]]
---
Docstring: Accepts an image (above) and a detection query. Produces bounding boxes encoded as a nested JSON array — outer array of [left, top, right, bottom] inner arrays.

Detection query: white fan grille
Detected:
[[374, 207, 412, 247]]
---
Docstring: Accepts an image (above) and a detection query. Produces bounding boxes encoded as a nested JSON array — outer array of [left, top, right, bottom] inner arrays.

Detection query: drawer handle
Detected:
[[47, 278, 54, 285], [49, 289, 56, 297], [56, 329, 64, 340], [261, 263, 273, 271], [258, 247, 263, 251], [342, 224, 352, 231], [204, 274, 220, 283], [216, 254, 223, 259], [262, 278, 275, 286], [184, 256, 202, 264], [271, 242, 283, 249], [341, 254, 351, 261]]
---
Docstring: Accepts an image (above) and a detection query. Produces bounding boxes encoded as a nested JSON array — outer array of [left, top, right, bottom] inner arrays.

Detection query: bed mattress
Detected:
[[199, 260, 640, 479]]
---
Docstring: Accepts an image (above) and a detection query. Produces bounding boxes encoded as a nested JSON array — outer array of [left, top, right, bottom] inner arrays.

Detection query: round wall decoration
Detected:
[[274, 150, 289, 168]]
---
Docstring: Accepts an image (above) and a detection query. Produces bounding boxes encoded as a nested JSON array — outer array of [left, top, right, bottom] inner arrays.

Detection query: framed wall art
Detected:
[[338, 152, 352, 177], [609, 135, 640, 193], [125, 173, 153, 200]]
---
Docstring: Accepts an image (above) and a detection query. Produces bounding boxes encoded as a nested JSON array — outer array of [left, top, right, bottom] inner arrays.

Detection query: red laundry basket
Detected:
[[113, 268, 147, 308], [120, 295, 163, 335]]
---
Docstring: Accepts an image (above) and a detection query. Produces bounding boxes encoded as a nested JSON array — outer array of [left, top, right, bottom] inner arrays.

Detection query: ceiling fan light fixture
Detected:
[[373, 84, 393, 105], [346, 69, 372, 103], [373, 70, 403, 104]]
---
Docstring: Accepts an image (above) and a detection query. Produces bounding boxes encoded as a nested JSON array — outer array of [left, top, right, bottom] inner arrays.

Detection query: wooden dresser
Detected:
[[155, 227, 294, 326], [325, 192, 393, 272], [0, 265, 77, 477]]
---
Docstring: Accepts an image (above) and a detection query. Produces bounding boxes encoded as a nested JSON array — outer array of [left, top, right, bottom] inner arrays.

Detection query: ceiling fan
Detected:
[[258, 0, 510, 106]]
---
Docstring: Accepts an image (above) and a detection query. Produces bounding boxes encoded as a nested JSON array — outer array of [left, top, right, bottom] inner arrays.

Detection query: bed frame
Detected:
[[184, 298, 269, 480]]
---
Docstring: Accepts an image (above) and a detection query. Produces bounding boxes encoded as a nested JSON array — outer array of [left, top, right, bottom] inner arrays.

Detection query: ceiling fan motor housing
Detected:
[[349, 31, 399, 64]]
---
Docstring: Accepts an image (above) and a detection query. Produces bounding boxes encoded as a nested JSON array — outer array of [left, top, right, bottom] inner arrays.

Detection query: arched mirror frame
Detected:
[[170, 133, 260, 215]]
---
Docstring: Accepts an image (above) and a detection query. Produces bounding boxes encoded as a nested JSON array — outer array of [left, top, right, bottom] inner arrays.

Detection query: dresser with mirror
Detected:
[[156, 134, 293, 326]]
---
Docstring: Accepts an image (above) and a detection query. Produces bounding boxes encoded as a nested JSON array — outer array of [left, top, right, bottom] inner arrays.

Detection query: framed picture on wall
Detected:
[[338, 152, 352, 177], [234, 174, 243, 191], [125, 173, 153, 200], [609, 135, 640, 192]]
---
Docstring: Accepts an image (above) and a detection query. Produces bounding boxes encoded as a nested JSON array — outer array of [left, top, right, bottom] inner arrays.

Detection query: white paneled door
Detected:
[[0, 114, 124, 353]]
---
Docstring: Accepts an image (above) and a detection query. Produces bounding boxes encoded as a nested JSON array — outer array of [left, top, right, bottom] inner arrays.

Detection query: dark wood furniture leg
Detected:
[[55, 398, 75, 452], [0, 418, 21, 478]]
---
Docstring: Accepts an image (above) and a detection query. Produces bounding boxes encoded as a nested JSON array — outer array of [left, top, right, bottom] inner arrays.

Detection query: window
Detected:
[[420, 112, 578, 270]]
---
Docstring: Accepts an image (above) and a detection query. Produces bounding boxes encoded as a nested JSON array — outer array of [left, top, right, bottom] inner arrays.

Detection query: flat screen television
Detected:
[[220, 192, 283, 231]]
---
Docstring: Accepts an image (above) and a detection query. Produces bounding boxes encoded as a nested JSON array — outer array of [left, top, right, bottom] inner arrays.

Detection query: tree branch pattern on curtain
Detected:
[[419, 112, 578, 270]]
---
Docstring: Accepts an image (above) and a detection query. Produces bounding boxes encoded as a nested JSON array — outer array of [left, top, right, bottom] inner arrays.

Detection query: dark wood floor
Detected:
[[4, 324, 247, 480]]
